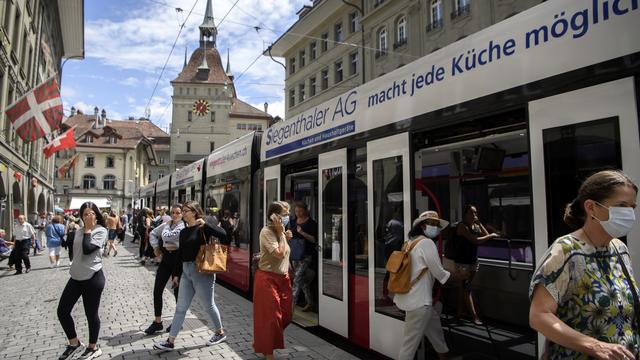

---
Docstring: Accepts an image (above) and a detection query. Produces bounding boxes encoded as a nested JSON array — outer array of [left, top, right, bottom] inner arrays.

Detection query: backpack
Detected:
[[385, 236, 429, 294]]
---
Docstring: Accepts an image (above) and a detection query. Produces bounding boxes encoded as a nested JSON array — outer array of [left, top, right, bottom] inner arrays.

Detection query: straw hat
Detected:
[[412, 210, 449, 229]]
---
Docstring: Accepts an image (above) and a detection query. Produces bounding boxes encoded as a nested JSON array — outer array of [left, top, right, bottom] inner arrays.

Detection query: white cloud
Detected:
[[120, 77, 140, 86]]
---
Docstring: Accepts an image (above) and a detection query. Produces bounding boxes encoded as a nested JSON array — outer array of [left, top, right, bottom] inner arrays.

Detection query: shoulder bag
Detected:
[[195, 226, 228, 274], [613, 245, 640, 359]]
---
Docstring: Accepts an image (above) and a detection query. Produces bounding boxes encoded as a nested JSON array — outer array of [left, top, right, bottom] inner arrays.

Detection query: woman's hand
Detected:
[[171, 276, 180, 289], [285, 230, 293, 241], [153, 247, 162, 258], [271, 215, 285, 234], [195, 218, 205, 227], [84, 216, 96, 231], [587, 340, 635, 360]]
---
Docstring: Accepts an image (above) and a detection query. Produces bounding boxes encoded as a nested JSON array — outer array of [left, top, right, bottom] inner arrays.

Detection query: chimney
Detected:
[[70, 106, 76, 116], [263, 102, 268, 113], [101, 109, 107, 123]]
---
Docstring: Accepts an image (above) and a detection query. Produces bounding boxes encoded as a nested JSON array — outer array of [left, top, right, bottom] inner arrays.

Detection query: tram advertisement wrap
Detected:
[[262, 0, 640, 160]]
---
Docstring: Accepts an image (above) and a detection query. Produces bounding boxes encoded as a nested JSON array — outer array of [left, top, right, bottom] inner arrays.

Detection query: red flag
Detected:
[[57, 153, 79, 178], [5, 77, 63, 142], [43, 127, 76, 158]]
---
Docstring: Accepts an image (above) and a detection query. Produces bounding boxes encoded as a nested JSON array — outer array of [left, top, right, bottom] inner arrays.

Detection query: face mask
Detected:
[[593, 202, 636, 238], [281, 216, 290, 227], [424, 225, 440, 239]]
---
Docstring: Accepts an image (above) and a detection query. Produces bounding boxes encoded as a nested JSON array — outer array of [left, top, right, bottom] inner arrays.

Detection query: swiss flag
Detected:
[[43, 127, 76, 158], [4, 77, 63, 142]]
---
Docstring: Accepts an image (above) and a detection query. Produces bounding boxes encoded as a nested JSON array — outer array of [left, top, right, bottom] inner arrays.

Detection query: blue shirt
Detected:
[[45, 223, 65, 248]]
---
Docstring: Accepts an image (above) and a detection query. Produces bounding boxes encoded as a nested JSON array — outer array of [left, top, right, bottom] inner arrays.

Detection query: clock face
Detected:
[[193, 99, 210, 116]]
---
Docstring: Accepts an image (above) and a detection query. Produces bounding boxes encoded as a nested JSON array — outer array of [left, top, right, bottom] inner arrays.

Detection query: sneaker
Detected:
[[206, 332, 227, 346], [14, 271, 22, 275], [58, 342, 84, 360], [25, 268, 31, 273], [153, 339, 175, 351], [144, 321, 163, 335], [165, 324, 171, 333], [78, 345, 102, 359]]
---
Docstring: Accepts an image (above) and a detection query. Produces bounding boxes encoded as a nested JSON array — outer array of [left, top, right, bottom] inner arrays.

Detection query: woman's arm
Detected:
[[529, 284, 634, 360], [457, 223, 497, 245], [203, 222, 228, 245]]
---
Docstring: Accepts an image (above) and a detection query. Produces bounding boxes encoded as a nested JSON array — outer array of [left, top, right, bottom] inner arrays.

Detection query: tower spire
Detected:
[[199, 0, 217, 48], [184, 46, 188, 68], [225, 48, 232, 76]]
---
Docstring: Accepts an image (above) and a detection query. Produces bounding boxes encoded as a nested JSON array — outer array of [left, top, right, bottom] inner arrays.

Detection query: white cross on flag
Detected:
[[5, 77, 63, 142], [43, 127, 76, 158]]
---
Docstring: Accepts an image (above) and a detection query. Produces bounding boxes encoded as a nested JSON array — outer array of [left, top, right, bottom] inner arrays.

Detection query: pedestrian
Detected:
[[104, 211, 119, 257], [11, 215, 35, 275], [153, 200, 228, 351], [56, 202, 107, 360], [530, 170, 638, 359], [45, 215, 66, 267], [452, 204, 499, 325], [253, 201, 294, 360], [144, 204, 185, 335], [395, 211, 451, 360], [118, 210, 128, 243], [66, 216, 79, 264], [139, 208, 154, 265], [0, 229, 13, 260], [34, 211, 48, 254], [289, 201, 318, 312]]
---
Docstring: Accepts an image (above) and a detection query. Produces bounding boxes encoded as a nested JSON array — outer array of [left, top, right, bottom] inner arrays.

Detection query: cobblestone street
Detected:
[[0, 235, 360, 360]]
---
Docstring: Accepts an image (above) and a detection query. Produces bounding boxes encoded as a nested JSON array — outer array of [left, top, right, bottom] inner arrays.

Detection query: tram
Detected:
[[135, 1, 640, 358]]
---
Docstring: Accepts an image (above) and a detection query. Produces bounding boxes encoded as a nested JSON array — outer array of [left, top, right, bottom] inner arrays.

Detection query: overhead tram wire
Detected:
[[144, 0, 200, 121]]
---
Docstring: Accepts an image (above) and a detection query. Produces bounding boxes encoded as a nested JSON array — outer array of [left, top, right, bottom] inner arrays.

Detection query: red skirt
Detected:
[[253, 269, 292, 355]]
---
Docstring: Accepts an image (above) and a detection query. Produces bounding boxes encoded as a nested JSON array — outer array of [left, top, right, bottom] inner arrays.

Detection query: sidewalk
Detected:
[[0, 234, 361, 359]]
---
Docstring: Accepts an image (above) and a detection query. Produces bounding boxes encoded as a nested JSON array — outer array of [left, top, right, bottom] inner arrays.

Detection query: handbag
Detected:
[[195, 226, 228, 274]]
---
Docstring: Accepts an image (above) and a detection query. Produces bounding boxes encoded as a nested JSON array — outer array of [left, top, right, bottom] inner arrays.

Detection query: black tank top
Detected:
[[454, 223, 482, 264]]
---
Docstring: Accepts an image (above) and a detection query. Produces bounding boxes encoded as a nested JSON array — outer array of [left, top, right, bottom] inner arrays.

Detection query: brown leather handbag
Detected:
[[195, 227, 228, 274]]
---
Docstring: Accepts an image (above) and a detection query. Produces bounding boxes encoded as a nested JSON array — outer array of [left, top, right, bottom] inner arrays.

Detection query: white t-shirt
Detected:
[[393, 236, 451, 311]]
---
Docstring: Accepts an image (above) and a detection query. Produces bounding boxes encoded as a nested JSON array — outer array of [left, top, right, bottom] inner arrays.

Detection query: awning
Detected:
[[68, 197, 110, 210]]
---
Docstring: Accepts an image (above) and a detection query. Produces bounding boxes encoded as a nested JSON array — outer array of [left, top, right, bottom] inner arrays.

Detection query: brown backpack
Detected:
[[385, 237, 428, 294]]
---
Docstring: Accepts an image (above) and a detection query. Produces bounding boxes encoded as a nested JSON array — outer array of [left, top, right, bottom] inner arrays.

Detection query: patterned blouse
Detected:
[[529, 235, 639, 359]]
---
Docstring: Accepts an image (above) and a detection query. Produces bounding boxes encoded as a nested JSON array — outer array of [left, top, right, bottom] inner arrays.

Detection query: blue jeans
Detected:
[[169, 262, 223, 338], [33, 239, 41, 254]]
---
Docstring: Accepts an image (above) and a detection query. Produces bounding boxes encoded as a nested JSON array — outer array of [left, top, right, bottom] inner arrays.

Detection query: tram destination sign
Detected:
[[262, 0, 640, 160]]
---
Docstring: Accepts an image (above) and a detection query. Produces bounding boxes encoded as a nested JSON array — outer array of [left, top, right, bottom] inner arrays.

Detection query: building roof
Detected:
[[172, 47, 232, 85], [230, 99, 272, 120], [62, 114, 169, 150]]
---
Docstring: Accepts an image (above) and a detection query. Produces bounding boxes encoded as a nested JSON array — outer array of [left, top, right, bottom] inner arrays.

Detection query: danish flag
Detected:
[[4, 77, 63, 142], [43, 127, 76, 158]]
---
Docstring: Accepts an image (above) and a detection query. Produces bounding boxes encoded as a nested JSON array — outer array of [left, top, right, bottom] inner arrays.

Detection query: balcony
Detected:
[[451, 4, 471, 20], [374, 49, 387, 59], [426, 18, 444, 32], [393, 38, 407, 50]]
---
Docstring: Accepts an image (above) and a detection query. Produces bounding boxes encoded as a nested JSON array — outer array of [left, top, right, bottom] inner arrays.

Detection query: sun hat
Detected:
[[412, 210, 449, 229]]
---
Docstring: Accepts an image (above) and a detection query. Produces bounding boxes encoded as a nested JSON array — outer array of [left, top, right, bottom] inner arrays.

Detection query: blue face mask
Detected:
[[281, 216, 290, 227]]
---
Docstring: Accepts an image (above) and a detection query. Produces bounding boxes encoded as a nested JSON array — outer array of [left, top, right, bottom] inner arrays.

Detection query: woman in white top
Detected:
[[394, 210, 451, 360]]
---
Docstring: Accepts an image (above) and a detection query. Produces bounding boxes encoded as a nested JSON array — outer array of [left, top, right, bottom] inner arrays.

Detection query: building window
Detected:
[[257, 125, 263, 131], [299, 50, 305, 68], [452, 0, 471, 19], [159, 157, 165, 165], [374, 0, 385, 8], [187, 110, 192, 122], [349, 52, 358, 76], [106, 156, 114, 168], [428, 0, 444, 32], [12, 8, 20, 54], [321, 69, 329, 90], [210, 142, 215, 152], [376, 27, 387, 58], [2, 0, 11, 33], [298, 83, 305, 102], [83, 175, 96, 189], [321, 32, 329, 52], [84, 135, 93, 143], [211, 111, 216, 122], [148, 173, 152, 182], [309, 41, 317, 60], [289, 89, 295, 108], [85, 156, 94, 168], [109, 136, 117, 144], [186, 141, 191, 153], [349, 12, 359, 33], [158, 171, 165, 179], [310, 76, 317, 97], [335, 23, 343, 43], [289, 57, 296, 74], [396, 16, 407, 47], [103, 175, 116, 190], [236, 123, 247, 130], [335, 61, 343, 83]]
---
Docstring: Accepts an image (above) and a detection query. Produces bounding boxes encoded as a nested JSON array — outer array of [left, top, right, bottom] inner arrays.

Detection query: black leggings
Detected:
[[12, 240, 31, 272], [57, 270, 105, 344], [154, 251, 179, 317]]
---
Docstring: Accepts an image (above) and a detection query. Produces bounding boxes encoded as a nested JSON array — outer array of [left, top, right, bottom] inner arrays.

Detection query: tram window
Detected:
[[321, 166, 344, 300], [205, 169, 252, 249], [542, 117, 621, 244], [266, 179, 278, 206], [373, 155, 404, 319], [350, 148, 368, 276]]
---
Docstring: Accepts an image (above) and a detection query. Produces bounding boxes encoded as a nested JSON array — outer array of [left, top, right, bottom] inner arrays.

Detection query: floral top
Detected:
[[529, 235, 639, 359]]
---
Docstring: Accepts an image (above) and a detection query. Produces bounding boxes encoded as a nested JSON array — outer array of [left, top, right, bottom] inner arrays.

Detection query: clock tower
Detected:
[[169, 0, 270, 171]]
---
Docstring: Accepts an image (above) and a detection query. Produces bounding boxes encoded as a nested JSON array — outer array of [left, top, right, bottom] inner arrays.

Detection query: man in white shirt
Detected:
[[11, 215, 36, 275], [394, 210, 451, 360]]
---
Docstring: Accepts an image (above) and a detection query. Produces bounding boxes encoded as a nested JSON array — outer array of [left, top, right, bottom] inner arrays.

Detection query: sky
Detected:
[[61, 0, 308, 133]]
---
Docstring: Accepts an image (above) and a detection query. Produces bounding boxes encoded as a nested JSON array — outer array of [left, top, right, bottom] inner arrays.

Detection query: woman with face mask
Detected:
[[530, 170, 639, 360], [395, 210, 451, 360]]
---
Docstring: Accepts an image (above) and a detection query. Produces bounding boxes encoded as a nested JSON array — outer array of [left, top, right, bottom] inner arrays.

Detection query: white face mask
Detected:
[[424, 225, 440, 239], [593, 202, 636, 238]]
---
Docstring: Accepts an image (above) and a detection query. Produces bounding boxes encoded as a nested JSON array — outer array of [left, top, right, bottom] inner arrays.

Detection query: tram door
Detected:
[[318, 149, 348, 337], [367, 133, 411, 358], [263, 165, 281, 224], [529, 77, 640, 352]]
